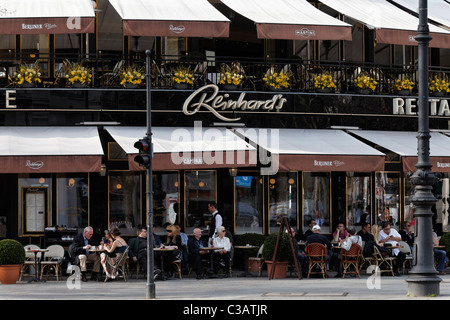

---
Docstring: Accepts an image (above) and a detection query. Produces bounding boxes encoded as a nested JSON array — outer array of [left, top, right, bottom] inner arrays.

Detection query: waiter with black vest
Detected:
[[208, 201, 222, 245]]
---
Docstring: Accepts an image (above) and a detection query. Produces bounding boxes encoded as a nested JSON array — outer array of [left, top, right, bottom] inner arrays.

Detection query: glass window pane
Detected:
[[152, 172, 179, 235], [269, 172, 297, 234], [109, 171, 141, 236], [346, 174, 371, 230], [375, 172, 400, 226], [184, 171, 216, 234], [302, 172, 330, 234], [235, 174, 263, 235], [57, 175, 89, 228]]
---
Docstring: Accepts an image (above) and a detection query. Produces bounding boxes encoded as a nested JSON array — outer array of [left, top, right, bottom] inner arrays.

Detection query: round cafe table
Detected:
[[25, 248, 48, 283], [154, 247, 176, 280]]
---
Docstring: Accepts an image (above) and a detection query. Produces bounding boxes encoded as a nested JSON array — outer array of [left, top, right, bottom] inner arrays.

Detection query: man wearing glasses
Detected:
[[71, 226, 103, 282]]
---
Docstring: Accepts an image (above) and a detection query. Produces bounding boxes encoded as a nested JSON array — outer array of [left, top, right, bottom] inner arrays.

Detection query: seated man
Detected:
[[128, 225, 162, 277], [212, 226, 232, 278], [188, 228, 210, 279], [71, 226, 103, 282], [377, 221, 406, 276]]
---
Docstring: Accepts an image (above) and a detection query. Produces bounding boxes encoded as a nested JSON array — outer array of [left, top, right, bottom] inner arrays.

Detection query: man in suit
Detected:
[[71, 226, 103, 282], [188, 228, 210, 279], [128, 225, 162, 277]]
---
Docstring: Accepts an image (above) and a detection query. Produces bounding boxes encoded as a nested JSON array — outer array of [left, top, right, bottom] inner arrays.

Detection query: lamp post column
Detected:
[[405, 0, 441, 297]]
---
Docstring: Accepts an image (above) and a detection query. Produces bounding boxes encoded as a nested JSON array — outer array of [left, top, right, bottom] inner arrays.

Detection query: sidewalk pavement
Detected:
[[1, 271, 450, 301]]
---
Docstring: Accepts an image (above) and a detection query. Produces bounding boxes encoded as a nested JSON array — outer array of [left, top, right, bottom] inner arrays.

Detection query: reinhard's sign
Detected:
[[183, 84, 287, 122]]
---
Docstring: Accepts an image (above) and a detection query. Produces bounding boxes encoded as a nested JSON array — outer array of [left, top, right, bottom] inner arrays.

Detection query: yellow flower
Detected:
[[393, 79, 414, 91], [66, 63, 92, 85], [218, 64, 244, 86], [171, 65, 193, 85], [10, 63, 41, 86], [313, 72, 337, 90], [354, 73, 377, 91], [429, 76, 450, 93], [263, 71, 292, 89]]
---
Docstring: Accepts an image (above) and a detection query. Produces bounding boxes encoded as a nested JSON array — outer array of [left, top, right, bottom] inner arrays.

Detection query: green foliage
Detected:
[[0, 239, 26, 265], [234, 233, 266, 247], [262, 232, 297, 263]]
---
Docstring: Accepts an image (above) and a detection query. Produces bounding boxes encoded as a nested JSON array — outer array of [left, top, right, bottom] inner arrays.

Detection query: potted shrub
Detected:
[[393, 78, 414, 96], [0, 239, 25, 284], [263, 70, 292, 91], [262, 231, 297, 279]]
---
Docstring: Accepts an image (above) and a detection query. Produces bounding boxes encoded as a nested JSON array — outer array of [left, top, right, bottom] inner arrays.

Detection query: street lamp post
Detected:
[[145, 49, 155, 299], [405, 0, 441, 296]]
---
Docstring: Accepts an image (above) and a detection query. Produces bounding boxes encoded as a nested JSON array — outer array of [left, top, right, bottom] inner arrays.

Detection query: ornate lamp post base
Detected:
[[407, 276, 441, 297]]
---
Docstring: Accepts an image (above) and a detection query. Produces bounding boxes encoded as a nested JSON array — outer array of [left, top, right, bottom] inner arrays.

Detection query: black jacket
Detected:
[[71, 232, 99, 264]]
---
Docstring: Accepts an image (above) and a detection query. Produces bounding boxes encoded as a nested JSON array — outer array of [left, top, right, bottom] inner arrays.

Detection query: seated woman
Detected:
[[100, 227, 127, 281], [162, 224, 182, 278]]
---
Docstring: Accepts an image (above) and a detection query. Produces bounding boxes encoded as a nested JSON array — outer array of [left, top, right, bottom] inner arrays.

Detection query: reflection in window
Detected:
[[185, 171, 216, 234], [375, 172, 400, 226], [57, 175, 89, 228], [153, 172, 179, 235], [235, 174, 263, 235], [346, 174, 371, 230], [109, 171, 140, 236], [269, 172, 297, 234], [303, 172, 330, 234]]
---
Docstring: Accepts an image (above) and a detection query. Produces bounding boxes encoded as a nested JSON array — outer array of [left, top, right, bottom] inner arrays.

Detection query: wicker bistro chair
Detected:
[[398, 241, 413, 273], [40, 245, 65, 281], [19, 244, 41, 281], [372, 245, 396, 276], [105, 246, 130, 281], [247, 244, 265, 277], [305, 243, 328, 279], [340, 243, 363, 278]]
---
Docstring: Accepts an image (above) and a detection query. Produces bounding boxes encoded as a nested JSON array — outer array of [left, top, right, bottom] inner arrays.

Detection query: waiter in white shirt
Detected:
[[208, 201, 222, 244]]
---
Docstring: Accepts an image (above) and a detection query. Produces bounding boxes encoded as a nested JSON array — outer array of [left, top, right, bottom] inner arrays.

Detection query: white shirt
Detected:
[[378, 228, 401, 256], [341, 235, 362, 251], [213, 236, 231, 253], [212, 211, 222, 239]]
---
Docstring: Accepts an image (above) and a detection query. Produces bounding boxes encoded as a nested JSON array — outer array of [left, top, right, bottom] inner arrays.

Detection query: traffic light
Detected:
[[134, 138, 152, 168]]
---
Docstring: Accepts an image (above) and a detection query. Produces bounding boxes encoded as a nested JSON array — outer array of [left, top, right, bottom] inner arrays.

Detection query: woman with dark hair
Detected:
[[101, 227, 127, 281]]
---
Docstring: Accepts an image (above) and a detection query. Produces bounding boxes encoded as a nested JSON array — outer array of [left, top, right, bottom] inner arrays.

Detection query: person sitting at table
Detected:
[[304, 219, 316, 239], [333, 222, 349, 242], [433, 232, 448, 275], [128, 225, 162, 279], [305, 225, 334, 270], [212, 226, 232, 278], [334, 226, 363, 277], [71, 226, 103, 282], [188, 227, 210, 280], [377, 221, 406, 276], [399, 221, 414, 252], [173, 222, 189, 274], [162, 224, 182, 279], [101, 227, 127, 282]]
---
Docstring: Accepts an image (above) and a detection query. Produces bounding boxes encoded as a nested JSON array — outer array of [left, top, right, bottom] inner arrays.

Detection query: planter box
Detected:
[[266, 261, 288, 279]]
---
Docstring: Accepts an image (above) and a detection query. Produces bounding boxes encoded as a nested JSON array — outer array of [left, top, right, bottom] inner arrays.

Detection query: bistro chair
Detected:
[[40, 244, 65, 281], [398, 240, 413, 273], [372, 245, 395, 276], [340, 243, 362, 278], [105, 246, 129, 281], [104, 59, 125, 86], [19, 244, 41, 281], [247, 244, 265, 277], [305, 243, 327, 279], [171, 259, 182, 279]]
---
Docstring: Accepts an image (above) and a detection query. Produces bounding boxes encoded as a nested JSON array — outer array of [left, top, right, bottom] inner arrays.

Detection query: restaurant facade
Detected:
[[0, 0, 450, 247]]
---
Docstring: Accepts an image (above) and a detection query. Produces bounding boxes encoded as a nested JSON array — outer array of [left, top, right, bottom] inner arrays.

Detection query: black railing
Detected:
[[1, 52, 449, 95]]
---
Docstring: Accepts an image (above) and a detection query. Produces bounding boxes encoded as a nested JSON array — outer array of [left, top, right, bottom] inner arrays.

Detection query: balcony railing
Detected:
[[1, 52, 449, 96]]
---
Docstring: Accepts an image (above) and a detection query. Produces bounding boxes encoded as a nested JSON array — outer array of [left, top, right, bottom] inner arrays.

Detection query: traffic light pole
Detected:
[[145, 50, 156, 299]]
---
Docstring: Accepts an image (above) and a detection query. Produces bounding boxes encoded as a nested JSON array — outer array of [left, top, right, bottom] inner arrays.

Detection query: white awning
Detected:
[[220, 0, 352, 40], [0, 0, 95, 34], [0, 127, 104, 173], [234, 128, 385, 172], [105, 126, 256, 170], [349, 130, 450, 172], [108, 0, 230, 37], [390, 0, 450, 31], [319, 0, 450, 48]]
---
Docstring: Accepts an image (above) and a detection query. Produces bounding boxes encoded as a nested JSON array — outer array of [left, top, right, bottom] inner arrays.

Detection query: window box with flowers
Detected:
[[171, 65, 193, 89], [429, 76, 450, 97], [120, 65, 144, 89], [354, 72, 377, 94], [66, 63, 92, 88], [313, 72, 337, 93], [393, 78, 415, 96], [263, 71, 292, 91], [218, 64, 244, 90], [11, 64, 41, 88]]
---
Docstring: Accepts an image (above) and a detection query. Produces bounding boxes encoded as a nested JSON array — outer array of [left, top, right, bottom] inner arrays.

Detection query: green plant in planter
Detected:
[[0, 239, 25, 265], [262, 232, 297, 263], [440, 232, 450, 257]]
